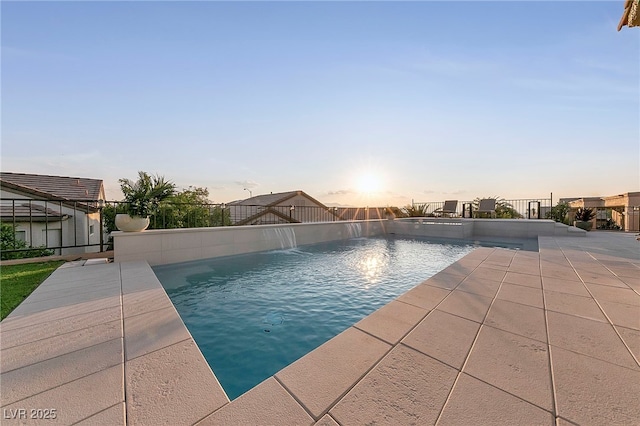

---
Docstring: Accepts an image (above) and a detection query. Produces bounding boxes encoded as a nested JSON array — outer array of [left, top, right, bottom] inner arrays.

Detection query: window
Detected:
[[15, 230, 26, 242], [89, 225, 95, 235]]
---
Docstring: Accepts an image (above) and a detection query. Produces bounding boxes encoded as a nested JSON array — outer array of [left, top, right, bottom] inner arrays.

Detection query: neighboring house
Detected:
[[227, 190, 337, 225], [0, 172, 106, 255], [561, 192, 640, 232]]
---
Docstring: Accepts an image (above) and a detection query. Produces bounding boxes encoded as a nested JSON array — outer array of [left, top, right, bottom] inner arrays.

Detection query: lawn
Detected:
[[1, 261, 64, 320]]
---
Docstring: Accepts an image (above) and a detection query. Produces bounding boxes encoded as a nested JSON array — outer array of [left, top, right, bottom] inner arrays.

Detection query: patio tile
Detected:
[[0, 295, 122, 331], [396, 282, 451, 310], [484, 299, 547, 343], [120, 261, 164, 294], [1, 320, 121, 372], [585, 283, 640, 307], [503, 271, 542, 288], [507, 263, 541, 276], [329, 345, 457, 425], [0, 338, 122, 406], [198, 378, 312, 425], [123, 306, 192, 361], [543, 290, 607, 322], [598, 300, 640, 330], [75, 403, 125, 425], [619, 275, 640, 291], [600, 262, 640, 278], [436, 290, 493, 323], [541, 276, 590, 297], [354, 300, 427, 345], [127, 339, 229, 426], [467, 266, 507, 282], [552, 346, 640, 425], [9, 286, 122, 317], [438, 373, 554, 425], [314, 414, 340, 426], [402, 309, 480, 370], [421, 271, 466, 290], [122, 287, 175, 318], [482, 250, 515, 268], [577, 270, 627, 288], [441, 261, 479, 277], [455, 276, 502, 299], [434, 257, 482, 277], [496, 282, 544, 308], [0, 306, 121, 349], [617, 326, 640, 360], [464, 326, 554, 411], [0, 365, 123, 426], [547, 311, 638, 370], [539, 265, 580, 281], [26, 278, 121, 301], [275, 327, 390, 419], [461, 247, 494, 261]]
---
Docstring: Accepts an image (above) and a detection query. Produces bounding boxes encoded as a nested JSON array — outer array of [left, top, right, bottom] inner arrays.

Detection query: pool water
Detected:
[[154, 236, 474, 400]]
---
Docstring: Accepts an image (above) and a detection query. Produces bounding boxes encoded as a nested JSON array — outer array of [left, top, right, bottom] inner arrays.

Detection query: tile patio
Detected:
[[1, 233, 638, 425]]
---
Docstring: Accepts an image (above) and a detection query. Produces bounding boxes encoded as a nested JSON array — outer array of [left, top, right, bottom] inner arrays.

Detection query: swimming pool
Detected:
[[154, 236, 475, 400]]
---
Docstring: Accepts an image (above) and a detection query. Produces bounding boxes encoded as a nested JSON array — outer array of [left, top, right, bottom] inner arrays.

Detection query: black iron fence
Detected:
[[1, 196, 571, 259], [1, 198, 105, 259], [410, 198, 553, 219]]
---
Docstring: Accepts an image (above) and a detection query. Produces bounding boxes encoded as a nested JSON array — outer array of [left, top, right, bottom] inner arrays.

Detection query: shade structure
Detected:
[[618, 0, 639, 31]]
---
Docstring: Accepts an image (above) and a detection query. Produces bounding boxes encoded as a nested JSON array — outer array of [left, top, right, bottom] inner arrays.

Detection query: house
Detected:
[[227, 190, 337, 225], [561, 192, 640, 232], [0, 172, 106, 255]]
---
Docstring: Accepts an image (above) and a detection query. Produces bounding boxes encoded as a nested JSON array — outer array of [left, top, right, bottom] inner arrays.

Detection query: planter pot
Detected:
[[573, 220, 593, 231], [115, 214, 150, 232]]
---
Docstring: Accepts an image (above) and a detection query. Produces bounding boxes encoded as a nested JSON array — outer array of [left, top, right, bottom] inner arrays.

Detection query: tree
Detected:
[[152, 186, 230, 229], [1, 222, 53, 260], [402, 203, 430, 217], [119, 171, 176, 217], [545, 202, 570, 225]]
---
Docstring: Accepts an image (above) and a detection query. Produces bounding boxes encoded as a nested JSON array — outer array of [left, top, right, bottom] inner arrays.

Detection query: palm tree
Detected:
[[402, 203, 430, 217]]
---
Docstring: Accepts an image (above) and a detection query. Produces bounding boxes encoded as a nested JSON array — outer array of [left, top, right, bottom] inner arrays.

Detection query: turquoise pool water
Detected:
[[154, 236, 475, 400]]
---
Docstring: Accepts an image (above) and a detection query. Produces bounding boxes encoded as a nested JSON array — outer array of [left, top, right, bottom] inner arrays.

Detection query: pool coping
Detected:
[[1, 233, 639, 424]]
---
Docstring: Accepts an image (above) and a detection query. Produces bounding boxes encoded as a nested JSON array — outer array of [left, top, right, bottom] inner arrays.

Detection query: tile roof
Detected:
[[0, 172, 104, 201], [229, 190, 308, 207], [0, 202, 67, 221]]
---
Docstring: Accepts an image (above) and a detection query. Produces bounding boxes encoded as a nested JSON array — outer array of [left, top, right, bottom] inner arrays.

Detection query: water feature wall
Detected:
[[113, 220, 387, 266], [264, 227, 298, 249], [113, 218, 580, 266]]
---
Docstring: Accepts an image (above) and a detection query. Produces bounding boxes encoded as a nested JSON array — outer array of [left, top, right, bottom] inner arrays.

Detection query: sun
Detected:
[[356, 172, 381, 195]]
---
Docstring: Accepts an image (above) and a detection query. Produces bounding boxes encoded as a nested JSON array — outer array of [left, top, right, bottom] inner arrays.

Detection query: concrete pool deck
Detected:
[[1, 232, 638, 425]]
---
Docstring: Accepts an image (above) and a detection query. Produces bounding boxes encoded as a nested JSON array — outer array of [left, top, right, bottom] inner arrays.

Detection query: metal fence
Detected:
[[411, 198, 553, 219], [1, 198, 105, 259], [0, 196, 564, 258]]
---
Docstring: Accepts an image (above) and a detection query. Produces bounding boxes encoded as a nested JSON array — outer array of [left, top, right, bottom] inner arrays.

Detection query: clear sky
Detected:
[[2, 1, 639, 207]]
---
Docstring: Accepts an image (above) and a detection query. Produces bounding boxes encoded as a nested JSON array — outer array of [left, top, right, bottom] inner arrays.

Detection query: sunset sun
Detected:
[[356, 172, 381, 195]]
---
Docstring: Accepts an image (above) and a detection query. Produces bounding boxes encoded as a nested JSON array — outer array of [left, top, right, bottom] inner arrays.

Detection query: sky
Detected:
[[2, 1, 639, 207]]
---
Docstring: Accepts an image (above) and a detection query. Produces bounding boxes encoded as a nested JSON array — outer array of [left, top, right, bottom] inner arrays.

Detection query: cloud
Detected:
[[325, 189, 355, 196], [235, 180, 259, 189]]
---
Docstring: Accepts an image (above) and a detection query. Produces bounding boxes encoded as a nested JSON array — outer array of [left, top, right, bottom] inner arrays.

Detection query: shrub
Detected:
[[1, 222, 54, 260], [546, 202, 570, 225], [574, 207, 596, 222]]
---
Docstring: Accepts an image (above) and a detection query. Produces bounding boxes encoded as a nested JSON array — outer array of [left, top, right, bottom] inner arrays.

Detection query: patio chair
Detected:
[[475, 198, 497, 218], [434, 200, 458, 217]]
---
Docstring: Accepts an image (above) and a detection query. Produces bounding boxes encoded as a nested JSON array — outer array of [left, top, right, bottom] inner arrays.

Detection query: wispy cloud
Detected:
[[235, 180, 259, 189]]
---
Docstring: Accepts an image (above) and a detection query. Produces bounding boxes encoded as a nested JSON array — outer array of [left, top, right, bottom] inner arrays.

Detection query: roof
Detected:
[[0, 172, 104, 201], [0, 203, 68, 222], [228, 190, 329, 208], [618, 0, 639, 31]]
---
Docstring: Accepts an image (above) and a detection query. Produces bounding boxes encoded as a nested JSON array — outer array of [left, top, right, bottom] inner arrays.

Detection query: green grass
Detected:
[[1, 261, 64, 320]]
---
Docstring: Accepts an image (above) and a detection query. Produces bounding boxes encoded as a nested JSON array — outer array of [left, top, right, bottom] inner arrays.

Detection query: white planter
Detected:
[[115, 214, 150, 232]]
